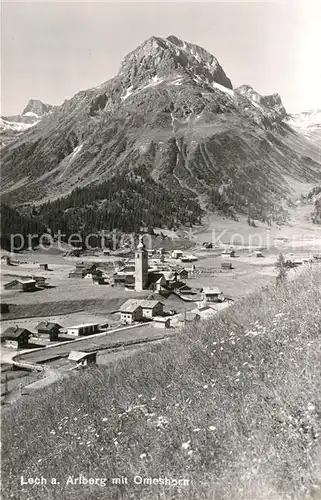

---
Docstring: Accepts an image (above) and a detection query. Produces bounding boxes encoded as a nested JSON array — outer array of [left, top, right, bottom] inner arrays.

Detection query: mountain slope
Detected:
[[1, 36, 320, 226]]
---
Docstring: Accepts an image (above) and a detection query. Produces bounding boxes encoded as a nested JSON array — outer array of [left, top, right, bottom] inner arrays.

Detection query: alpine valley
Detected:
[[1, 35, 321, 234]]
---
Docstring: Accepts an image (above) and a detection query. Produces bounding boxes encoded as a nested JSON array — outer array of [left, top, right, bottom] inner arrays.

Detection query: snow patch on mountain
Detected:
[[212, 82, 235, 98], [141, 75, 164, 91], [121, 86, 134, 101], [288, 110, 321, 131], [287, 110, 321, 147], [23, 111, 39, 118], [0, 118, 36, 133], [59, 144, 83, 179]]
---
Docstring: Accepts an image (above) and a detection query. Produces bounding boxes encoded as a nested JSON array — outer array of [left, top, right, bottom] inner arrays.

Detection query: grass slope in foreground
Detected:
[[2, 267, 321, 500]]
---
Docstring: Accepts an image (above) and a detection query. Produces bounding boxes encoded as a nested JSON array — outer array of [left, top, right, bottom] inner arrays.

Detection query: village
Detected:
[[1, 232, 320, 404]]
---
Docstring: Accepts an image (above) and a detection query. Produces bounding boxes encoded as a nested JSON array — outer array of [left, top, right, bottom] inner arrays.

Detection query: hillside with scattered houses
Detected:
[[2, 266, 321, 500]]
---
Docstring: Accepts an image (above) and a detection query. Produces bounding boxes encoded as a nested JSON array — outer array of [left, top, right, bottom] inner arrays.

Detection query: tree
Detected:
[[275, 253, 287, 284]]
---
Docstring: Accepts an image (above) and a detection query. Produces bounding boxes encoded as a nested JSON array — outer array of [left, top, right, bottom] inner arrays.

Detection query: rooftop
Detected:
[[2, 326, 32, 339], [153, 316, 170, 322], [120, 298, 164, 312], [203, 287, 222, 295], [37, 321, 62, 331], [68, 351, 96, 362], [120, 300, 143, 313], [67, 323, 100, 329]]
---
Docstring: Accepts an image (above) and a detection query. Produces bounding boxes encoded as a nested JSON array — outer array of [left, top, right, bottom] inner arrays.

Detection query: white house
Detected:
[[203, 287, 224, 303], [68, 351, 97, 367], [119, 300, 143, 324], [67, 323, 100, 336], [153, 316, 170, 329], [171, 250, 183, 259]]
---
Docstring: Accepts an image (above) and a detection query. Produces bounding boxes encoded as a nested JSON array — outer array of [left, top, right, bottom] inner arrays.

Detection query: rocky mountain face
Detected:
[[0, 99, 53, 147], [1, 35, 320, 226], [236, 85, 288, 121], [22, 99, 53, 117]]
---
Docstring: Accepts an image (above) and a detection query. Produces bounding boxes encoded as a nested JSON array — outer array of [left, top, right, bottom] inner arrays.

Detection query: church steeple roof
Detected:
[[137, 235, 146, 250]]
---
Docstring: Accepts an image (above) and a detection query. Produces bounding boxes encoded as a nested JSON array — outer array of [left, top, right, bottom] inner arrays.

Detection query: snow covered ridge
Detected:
[[0, 117, 36, 133], [287, 110, 321, 130]]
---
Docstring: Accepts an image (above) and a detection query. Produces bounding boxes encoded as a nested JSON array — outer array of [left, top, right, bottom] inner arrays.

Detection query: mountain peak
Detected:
[[119, 35, 233, 91], [236, 85, 287, 119], [22, 99, 53, 117]]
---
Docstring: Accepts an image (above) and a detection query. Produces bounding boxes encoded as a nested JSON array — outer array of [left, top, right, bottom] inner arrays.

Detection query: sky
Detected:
[[1, 0, 321, 116]]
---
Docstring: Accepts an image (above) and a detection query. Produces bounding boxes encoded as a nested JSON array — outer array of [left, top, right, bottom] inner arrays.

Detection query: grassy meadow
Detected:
[[2, 266, 321, 500]]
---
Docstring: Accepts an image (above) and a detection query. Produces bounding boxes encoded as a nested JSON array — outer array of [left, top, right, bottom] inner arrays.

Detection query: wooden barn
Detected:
[[221, 261, 233, 270], [140, 300, 164, 318], [1, 326, 32, 349], [36, 321, 62, 341], [4, 279, 37, 292], [173, 268, 189, 280], [148, 273, 167, 292]]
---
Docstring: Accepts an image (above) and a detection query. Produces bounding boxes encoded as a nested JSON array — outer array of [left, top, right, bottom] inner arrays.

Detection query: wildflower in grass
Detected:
[[209, 426, 216, 431], [137, 394, 142, 398], [140, 453, 147, 459], [182, 441, 191, 450], [203, 384, 208, 389], [74, 417, 78, 421], [151, 397, 156, 401], [193, 428, 201, 432], [102, 417, 108, 422], [50, 430, 56, 435]]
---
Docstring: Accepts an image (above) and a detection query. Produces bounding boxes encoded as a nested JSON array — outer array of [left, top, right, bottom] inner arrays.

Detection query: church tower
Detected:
[[135, 236, 148, 291]]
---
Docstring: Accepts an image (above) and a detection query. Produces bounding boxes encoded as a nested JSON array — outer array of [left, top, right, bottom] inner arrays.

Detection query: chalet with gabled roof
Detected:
[[1, 326, 32, 348]]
